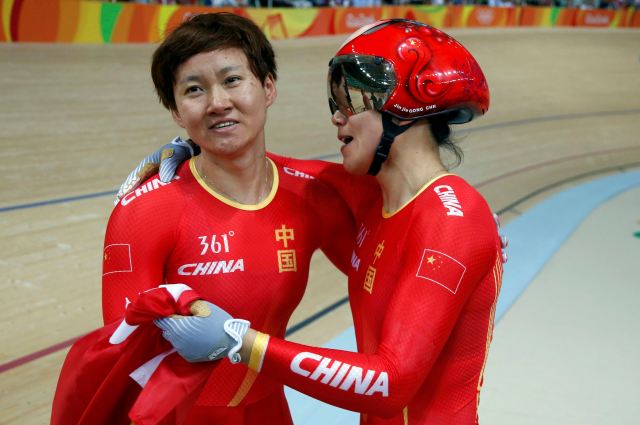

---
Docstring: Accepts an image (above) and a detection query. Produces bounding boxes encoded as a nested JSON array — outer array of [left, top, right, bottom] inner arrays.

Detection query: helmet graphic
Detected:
[[328, 19, 489, 124]]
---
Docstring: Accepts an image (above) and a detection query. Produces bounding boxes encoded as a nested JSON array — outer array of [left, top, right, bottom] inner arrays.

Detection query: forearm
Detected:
[[239, 331, 413, 418]]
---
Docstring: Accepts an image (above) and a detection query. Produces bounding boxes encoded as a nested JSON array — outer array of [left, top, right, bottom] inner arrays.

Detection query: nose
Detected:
[[331, 109, 347, 127], [206, 85, 232, 113]]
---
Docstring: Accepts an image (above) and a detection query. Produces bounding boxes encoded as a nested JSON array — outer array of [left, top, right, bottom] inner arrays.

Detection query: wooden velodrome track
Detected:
[[1, 27, 639, 424]]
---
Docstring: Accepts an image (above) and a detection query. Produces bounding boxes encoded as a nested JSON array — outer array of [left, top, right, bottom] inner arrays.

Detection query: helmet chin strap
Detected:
[[368, 113, 415, 176]]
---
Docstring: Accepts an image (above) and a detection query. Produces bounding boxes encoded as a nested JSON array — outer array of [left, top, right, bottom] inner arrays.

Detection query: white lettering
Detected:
[[290, 352, 389, 397], [356, 223, 368, 247], [434, 185, 464, 217], [230, 259, 244, 272], [585, 14, 611, 25], [309, 357, 342, 384], [135, 183, 149, 196], [291, 352, 321, 377], [476, 9, 495, 25], [193, 262, 210, 275], [350, 251, 361, 271], [339, 367, 375, 394], [445, 206, 463, 216], [365, 372, 389, 396], [207, 262, 218, 274], [177, 259, 244, 276], [120, 176, 178, 207], [392, 103, 436, 114], [329, 363, 351, 387], [178, 263, 194, 275], [214, 260, 233, 274], [121, 192, 136, 206], [199, 233, 234, 255], [283, 167, 315, 180]]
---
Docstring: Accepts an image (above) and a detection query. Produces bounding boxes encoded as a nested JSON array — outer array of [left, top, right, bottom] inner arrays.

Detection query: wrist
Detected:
[[224, 319, 250, 364], [245, 331, 270, 372], [240, 329, 257, 365]]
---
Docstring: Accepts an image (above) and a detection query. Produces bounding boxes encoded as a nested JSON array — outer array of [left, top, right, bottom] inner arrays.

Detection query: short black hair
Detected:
[[151, 12, 277, 111]]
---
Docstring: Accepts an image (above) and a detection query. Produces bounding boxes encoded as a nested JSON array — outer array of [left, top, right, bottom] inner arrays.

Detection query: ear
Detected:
[[263, 74, 277, 108], [171, 108, 185, 129]]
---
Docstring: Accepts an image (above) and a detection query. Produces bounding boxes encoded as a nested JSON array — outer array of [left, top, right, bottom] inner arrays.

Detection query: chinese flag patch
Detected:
[[103, 243, 132, 275], [416, 249, 466, 294]]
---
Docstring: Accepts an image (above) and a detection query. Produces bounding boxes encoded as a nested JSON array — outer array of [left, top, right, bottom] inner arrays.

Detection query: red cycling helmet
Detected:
[[328, 19, 489, 124], [328, 19, 489, 175]]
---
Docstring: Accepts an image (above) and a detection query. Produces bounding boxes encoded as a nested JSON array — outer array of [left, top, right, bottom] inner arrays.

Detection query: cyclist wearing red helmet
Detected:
[[158, 19, 503, 424]]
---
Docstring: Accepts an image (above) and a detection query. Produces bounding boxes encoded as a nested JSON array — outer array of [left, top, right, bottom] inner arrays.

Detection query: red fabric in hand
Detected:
[[51, 285, 205, 425]]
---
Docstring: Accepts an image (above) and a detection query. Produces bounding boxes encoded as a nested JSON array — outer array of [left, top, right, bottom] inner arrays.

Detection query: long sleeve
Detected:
[[245, 177, 502, 419], [102, 175, 184, 324]]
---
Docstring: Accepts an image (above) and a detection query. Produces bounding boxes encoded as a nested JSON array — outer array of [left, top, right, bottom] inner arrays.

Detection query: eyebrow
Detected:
[[217, 65, 241, 75], [177, 75, 202, 85], [177, 65, 243, 85]]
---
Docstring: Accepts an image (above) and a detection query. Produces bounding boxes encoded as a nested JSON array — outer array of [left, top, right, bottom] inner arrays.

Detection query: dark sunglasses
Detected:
[[327, 55, 396, 117]]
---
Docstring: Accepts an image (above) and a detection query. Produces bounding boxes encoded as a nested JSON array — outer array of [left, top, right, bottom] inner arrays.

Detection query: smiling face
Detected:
[[170, 48, 276, 157]]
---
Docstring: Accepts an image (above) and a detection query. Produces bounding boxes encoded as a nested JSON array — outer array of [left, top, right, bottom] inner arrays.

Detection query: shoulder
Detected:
[[267, 155, 348, 220], [268, 153, 337, 196], [421, 175, 491, 220], [118, 162, 193, 207], [268, 152, 377, 210], [400, 175, 499, 281], [268, 152, 372, 187], [412, 174, 497, 243], [268, 152, 341, 180], [110, 164, 192, 225]]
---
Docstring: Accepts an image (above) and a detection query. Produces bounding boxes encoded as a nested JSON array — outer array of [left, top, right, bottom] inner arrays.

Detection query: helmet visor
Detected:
[[327, 55, 396, 117]]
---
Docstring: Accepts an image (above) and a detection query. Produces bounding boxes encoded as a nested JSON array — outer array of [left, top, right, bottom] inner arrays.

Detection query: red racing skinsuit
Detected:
[[246, 173, 504, 425], [102, 153, 355, 424]]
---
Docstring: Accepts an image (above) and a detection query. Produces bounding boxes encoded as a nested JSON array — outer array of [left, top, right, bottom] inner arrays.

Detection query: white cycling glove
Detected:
[[155, 301, 249, 364], [114, 136, 197, 205]]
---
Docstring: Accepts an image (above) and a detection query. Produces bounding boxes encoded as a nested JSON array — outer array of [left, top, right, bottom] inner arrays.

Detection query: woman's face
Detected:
[[170, 48, 276, 157], [329, 71, 384, 175], [331, 108, 382, 176]]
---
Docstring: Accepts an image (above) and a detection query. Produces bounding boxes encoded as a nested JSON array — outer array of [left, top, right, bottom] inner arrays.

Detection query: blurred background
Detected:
[[1, 1, 639, 424]]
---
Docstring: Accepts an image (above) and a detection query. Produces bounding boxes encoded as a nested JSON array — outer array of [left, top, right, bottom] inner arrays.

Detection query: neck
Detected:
[[196, 149, 272, 205], [375, 120, 447, 214]]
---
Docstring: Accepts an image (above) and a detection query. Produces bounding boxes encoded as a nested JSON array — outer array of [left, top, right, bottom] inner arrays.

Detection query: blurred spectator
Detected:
[[352, 0, 382, 6], [201, 0, 239, 6], [127, 0, 198, 4], [115, 0, 639, 7], [488, 0, 515, 7]]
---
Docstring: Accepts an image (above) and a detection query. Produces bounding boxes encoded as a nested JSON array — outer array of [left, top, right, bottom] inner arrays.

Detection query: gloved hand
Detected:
[[494, 213, 508, 264], [110, 284, 201, 345], [114, 136, 199, 205], [155, 301, 250, 363]]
